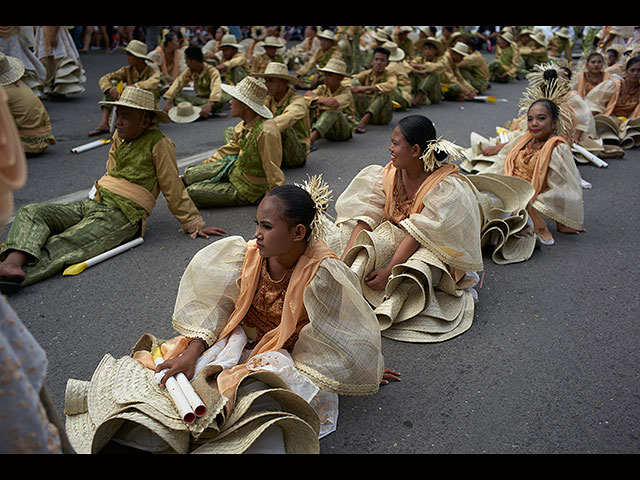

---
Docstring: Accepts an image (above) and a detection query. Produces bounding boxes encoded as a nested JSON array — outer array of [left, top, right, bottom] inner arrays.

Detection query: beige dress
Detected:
[[324, 162, 484, 343]]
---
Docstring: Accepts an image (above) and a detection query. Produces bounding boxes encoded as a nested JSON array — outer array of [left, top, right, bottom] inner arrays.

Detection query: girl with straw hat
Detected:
[[64, 178, 394, 453], [323, 115, 484, 343], [304, 58, 356, 146], [0, 86, 225, 292], [182, 76, 285, 208]]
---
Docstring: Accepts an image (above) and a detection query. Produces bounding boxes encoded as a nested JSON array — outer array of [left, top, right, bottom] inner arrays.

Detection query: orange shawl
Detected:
[[504, 132, 567, 201], [602, 79, 640, 119], [215, 238, 338, 401], [381, 161, 460, 220]]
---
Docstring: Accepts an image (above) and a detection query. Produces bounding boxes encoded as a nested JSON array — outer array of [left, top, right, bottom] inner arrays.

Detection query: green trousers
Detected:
[[411, 73, 443, 105], [0, 199, 140, 286], [183, 160, 254, 208], [351, 79, 393, 125], [174, 93, 224, 114], [312, 111, 354, 141], [460, 69, 489, 94]]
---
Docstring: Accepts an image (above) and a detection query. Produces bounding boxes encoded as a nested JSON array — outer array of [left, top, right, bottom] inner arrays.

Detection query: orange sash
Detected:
[[215, 238, 337, 401], [381, 161, 460, 219], [503, 132, 567, 201]]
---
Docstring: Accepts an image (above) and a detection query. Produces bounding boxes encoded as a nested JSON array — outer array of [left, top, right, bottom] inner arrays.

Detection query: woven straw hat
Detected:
[[99, 86, 171, 123], [0, 53, 25, 86], [318, 58, 351, 77], [168, 101, 202, 123], [262, 36, 285, 49], [415, 36, 444, 57], [125, 39, 151, 60], [554, 27, 571, 39], [317, 29, 337, 42], [530, 31, 548, 47], [499, 31, 516, 45], [219, 34, 241, 49], [252, 61, 298, 83], [372, 28, 391, 43], [382, 41, 405, 62], [450, 42, 470, 57], [221, 76, 273, 118]]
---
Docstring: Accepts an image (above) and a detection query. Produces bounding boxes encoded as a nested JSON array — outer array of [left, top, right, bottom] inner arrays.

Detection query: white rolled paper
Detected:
[[153, 356, 196, 424], [84, 237, 144, 268], [175, 372, 207, 417], [71, 138, 110, 154], [572, 143, 609, 168]]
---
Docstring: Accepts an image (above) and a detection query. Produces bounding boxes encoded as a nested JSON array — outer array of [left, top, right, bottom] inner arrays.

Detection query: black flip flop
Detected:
[[0, 279, 23, 295]]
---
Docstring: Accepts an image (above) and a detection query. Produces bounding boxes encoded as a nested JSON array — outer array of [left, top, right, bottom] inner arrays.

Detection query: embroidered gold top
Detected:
[[242, 258, 309, 352]]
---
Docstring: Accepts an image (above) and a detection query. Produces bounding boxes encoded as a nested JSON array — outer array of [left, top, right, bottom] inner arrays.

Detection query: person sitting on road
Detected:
[[182, 76, 284, 209], [253, 62, 311, 168], [161, 46, 225, 120], [89, 40, 162, 136], [0, 86, 225, 293]]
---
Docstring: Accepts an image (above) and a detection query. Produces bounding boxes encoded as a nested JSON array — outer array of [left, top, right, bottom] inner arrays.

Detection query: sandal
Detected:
[[0, 279, 23, 295], [355, 125, 367, 134]]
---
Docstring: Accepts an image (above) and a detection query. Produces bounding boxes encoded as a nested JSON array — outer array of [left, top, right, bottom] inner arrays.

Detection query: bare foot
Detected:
[[557, 222, 585, 234], [0, 261, 26, 283]]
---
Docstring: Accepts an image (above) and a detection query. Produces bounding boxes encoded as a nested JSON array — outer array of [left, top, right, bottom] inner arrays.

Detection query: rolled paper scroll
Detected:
[[572, 143, 609, 168], [153, 348, 196, 423], [71, 138, 110, 154], [62, 237, 144, 276]]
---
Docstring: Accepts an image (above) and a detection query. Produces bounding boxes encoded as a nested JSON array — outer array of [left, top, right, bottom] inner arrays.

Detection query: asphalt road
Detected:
[[3, 47, 639, 454]]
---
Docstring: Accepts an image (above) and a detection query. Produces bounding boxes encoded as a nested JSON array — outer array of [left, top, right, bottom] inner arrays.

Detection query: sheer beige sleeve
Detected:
[[294, 257, 384, 396], [532, 143, 584, 231], [584, 78, 617, 115], [400, 176, 484, 272], [172, 236, 247, 346], [334, 164, 387, 229]]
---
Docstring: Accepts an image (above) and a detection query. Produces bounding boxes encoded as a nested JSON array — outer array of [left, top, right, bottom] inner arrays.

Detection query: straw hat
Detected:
[[218, 34, 242, 49], [0, 53, 25, 86], [221, 76, 273, 118], [450, 42, 470, 57], [125, 39, 151, 60], [530, 31, 548, 47], [99, 86, 170, 123], [317, 29, 337, 42], [415, 36, 444, 57], [252, 61, 298, 83], [382, 41, 405, 62], [168, 101, 202, 123], [554, 28, 571, 39], [372, 28, 391, 43], [499, 31, 516, 45], [262, 36, 285, 49], [318, 58, 351, 77]]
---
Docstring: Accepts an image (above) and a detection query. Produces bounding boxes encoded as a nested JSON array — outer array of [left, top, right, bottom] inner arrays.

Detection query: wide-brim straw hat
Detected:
[[372, 28, 391, 43], [168, 101, 202, 123], [221, 76, 273, 118], [317, 29, 337, 42], [99, 86, 170, 123], [382, 41, 405, 62], [125, 39, 151, 60], [218, 34, 241, 49], [262, 36, 285, 49], [531, 31, 548, 47], [499, 31, 516, 45], [318, 58, 351, 77], [415, 36, 444, 57], [554, 27, 571, 39], [0, 53, 25, 86], [252, 61, 299, 84], [450, 41, 470, 57]]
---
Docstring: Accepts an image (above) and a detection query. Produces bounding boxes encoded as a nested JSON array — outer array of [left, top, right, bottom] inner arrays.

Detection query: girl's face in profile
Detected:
[[254, 196, 299, 258], [527, 102, 557, 142]]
